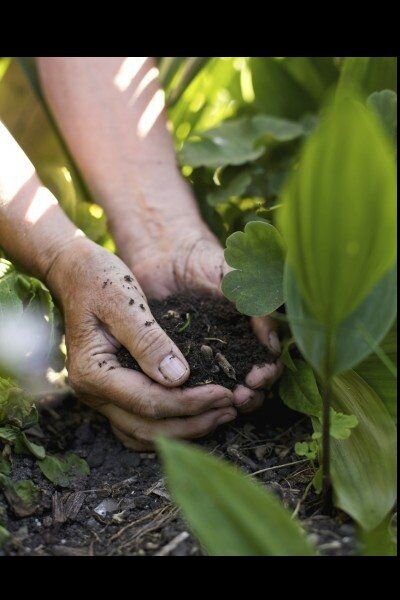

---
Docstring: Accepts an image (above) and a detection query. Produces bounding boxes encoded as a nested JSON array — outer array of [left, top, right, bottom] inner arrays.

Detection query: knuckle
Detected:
[[132, 325, 169, 359]]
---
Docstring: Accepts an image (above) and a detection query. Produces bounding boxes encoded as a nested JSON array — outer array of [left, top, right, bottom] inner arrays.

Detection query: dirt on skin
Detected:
[[117, 294, 275, 390], [1, 393, 358, 557]]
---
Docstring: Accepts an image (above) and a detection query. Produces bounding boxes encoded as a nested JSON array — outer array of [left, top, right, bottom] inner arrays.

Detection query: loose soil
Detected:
[[1, 396, 357, 556], [1, 294, 358, 557], [117, 294, 274, 389]]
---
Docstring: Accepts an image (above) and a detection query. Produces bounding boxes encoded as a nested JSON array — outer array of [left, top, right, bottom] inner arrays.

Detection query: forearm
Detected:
[[36, 57, 213, 268], [0, 121, 83, 286]]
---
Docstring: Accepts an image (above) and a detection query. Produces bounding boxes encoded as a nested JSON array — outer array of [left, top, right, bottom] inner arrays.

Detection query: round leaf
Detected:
[[222, 221, 285, 317]]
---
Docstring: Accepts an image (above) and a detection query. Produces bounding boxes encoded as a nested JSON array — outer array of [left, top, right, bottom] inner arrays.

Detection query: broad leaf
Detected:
[[0, 475, 41, 517], [179, 115, 305, 169], [337, 57, 397, 99], [280, 361, 358, 440], [355, 324, 397, 420], [222, 221, 285, 316], [38, 454, 90, 487], [360, 515, 396, 556], [157, 437, 315, 556], [0, 377, 36, 427], [279, 96, 396, 328], [366, 90, 397, 141], [330, 371, 396, 531], [207, 171, 252, 207], [0, 525, 10, 549], [279, 360, 321, 417], [284, 265, 397, 378], [0, 458, 10, 476]]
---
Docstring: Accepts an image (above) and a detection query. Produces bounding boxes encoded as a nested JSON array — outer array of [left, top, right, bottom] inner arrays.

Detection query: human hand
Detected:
[[46, 237, 236, 450], [128, 227, 284, 414]]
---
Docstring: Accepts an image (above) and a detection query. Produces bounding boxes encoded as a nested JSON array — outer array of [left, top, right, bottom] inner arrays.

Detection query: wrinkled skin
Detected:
[[47, 230, 282, 451]]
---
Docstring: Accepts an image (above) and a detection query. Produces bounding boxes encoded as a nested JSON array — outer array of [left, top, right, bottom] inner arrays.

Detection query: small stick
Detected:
[[248, 458, 308, 477], [154, 531, 190, 556]]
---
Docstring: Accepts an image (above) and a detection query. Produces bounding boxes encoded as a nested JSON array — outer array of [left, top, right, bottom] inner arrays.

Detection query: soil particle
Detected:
[[117, 294, 274, 390], [139, 304, 145, 311], [124, 275, 133, 283], [129, 299, 135, 305]]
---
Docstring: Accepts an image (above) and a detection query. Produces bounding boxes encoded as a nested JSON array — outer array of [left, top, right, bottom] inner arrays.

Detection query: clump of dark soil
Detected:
[[117, 294, 274, 389]]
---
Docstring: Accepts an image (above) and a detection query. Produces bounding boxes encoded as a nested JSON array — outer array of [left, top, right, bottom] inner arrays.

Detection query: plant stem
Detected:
[[322, 381, 332, 510]]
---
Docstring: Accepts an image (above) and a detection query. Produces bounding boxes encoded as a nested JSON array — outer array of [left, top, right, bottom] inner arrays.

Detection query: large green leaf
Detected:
[[37, 454, 90, 487], [279, 360, 358, 440], [278, 96, 396, 329], [330, 371, 396, 531], [284, 265, 397, 378], [337, 57, 397, 99], [0, 377, 36, 427], [157, 437, 315, 556], [179, 115, 305, 169], [0, 475, 41, 517], [222, 221, 285, 316], [366, 90, 397, 141], [355, 324, 397, 420]]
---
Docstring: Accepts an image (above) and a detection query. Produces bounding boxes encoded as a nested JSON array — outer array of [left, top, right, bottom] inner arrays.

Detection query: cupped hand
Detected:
[[46, 237, 236, 450], [129, 228, 284, 414]]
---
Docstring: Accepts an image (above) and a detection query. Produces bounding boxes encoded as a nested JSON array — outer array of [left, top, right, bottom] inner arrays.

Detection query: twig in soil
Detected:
[[248, 459, 308, 477], [154, 531, 190, 556], [109, 506, 167, 543], [203, 337, 227, 344], [227, 446, 258, 471], [118, 506, 179, 553], [292, 479, 313, 519], [215, 352, 236, 380]]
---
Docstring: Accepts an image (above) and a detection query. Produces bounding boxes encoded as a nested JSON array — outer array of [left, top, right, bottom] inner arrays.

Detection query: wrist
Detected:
[[44, 235, 96, 302]]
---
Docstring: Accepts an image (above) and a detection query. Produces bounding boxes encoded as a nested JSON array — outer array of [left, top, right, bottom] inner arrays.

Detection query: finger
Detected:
[[251, 316, 281, 356], [245, 360, 284, 389], [233, 385, 264, 413], [97, 272, 190, 387], [100, 403, 238, 446], [84, 365, 234, 419]]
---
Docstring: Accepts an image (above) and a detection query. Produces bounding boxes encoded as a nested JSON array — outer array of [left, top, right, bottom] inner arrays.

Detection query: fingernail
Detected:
[[268, 331, 281, 355], [217, 411, 236, 425], [159, 354, 187, 382], [235, 391, 255, 407]]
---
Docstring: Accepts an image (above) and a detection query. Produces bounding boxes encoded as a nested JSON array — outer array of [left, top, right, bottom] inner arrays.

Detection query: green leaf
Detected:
[[38, 454, 90, 487], [355, 324, 397, 420], [0, 458, 10, 476], [278, 96, 396, 328], [207, 171, 252, 207], [360, 515, 396, 556], [0, 475, 41, 517], [338, 57, 397, 99], [179, 115, 305, 169], [279, 360, 321, 418], [329, 412, 358, 440], [284, 263, 397, 378], [0, 377, 36, 428], [366, 90, 397, 141], [330, 371, 396, 531], [279, 338, 297, 371], [295, 440, 318, 461], [0, 525, 10, 549], [14, 432, 46, 460], [157, 437, 315, 556], [280, 361, 358, 440], [222, 221, 285, 316]]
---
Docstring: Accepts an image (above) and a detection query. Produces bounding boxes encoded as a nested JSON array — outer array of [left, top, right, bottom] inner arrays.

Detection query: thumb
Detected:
[[105, 300, 189, 388]]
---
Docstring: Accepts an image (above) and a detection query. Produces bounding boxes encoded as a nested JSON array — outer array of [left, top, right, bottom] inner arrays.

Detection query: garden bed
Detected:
[[1, 396, 357, 556]]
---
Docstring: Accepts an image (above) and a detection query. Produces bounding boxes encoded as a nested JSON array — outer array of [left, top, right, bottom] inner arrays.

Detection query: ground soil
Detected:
[[1, 295, 358, 557], [117, 295, 274, 389]]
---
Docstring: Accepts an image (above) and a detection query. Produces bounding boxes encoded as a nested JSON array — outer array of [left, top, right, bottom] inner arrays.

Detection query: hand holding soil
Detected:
[[45, 237, 237, 450]]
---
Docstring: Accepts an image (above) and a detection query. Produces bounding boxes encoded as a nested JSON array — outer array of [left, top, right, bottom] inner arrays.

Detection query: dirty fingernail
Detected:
[[268, 331, 281, 355], [217, 411, 236, 425], [159, 354, 187, 381]]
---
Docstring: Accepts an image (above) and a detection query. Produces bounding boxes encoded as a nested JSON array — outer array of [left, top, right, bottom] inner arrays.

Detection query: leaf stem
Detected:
[[321, 381, 332, 509]]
